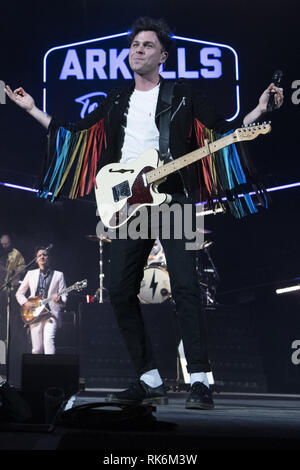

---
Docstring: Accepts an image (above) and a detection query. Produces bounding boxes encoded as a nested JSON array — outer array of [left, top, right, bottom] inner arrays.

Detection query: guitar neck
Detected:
[[146, 133, 234, 184], [42, 285, 74, 305]]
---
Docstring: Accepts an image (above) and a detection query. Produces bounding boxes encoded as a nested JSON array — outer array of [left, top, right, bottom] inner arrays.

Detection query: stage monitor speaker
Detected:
[[21, 353, 79, 423]]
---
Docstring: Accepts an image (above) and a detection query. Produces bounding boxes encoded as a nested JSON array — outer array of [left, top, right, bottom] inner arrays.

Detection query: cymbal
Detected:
[[85, 235, 112, 243], [201, 241, 213, 249], [195, 240, 214, 250], [197, 228, 212, 234]]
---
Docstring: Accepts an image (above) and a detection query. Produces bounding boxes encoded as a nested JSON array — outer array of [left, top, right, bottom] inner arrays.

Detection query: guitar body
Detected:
[[20, 279, 87, 325], [21, 296, 50, 325], [95, 149, 167, 229], [94, 124, 271, 229]]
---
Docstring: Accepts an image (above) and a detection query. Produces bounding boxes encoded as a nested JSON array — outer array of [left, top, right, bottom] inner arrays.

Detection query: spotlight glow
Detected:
[[276, 285, 300, 294], [1, 180, 299, 208], [196, 181, 300, 212], [0, 182, 38, 193]]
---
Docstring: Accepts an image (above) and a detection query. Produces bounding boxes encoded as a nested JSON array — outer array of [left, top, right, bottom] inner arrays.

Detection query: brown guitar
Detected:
[[21, 279, 87, 325]]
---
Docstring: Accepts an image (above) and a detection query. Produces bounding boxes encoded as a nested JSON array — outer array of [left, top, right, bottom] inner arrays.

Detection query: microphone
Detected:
[[267, 70, 283, 112]]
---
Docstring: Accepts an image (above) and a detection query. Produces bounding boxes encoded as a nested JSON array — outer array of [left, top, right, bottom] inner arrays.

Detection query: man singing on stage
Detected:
[[5, 17, 283, 409]]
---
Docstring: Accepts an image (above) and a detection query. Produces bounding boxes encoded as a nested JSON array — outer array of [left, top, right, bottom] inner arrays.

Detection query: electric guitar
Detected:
[[21, 279, 87, 325], [95, 124, 271, 229]]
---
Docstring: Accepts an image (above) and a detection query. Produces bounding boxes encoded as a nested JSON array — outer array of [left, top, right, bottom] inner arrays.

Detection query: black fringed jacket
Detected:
[[47, 78, 239, 199], [42, 77, 266, 216]]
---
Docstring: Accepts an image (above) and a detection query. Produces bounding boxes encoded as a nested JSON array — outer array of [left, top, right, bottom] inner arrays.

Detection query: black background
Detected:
[[0, 0, 299, 391]]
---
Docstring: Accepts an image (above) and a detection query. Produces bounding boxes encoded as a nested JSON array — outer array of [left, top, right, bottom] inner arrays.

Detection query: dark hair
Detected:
[[35, 245, 50, 257], [129, 17, 173, 52]]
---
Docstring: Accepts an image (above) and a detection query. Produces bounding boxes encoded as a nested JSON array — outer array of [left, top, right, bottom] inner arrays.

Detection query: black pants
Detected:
[[108, 197, 211, 376]]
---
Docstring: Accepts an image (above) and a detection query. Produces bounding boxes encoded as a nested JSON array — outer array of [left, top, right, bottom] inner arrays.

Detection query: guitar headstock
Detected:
[[73, 279, 88, 291], [233, 122, 271, 142]]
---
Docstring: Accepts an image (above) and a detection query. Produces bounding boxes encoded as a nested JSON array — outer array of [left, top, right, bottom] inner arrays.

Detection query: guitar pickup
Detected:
[[112, 180, 131, 202]]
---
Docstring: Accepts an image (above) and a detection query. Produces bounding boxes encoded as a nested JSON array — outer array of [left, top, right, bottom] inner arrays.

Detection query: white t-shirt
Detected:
[[120, 84, 160, 163]]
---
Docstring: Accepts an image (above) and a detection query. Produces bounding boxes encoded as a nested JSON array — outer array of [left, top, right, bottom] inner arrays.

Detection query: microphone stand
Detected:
[[0, 253, 37, 384], [203, 244, 220, 283]]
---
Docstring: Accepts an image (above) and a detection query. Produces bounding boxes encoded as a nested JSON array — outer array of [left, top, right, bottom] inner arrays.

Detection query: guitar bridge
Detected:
[[112, 180, 131, 202]]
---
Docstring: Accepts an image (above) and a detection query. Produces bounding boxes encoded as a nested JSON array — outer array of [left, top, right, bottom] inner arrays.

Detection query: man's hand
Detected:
[[53, 294, 61, 303], [4, 85, 51, 129], [4, 85, 35, 112], [243, 82, 284, 126], [258, 82, 284, 113], [24, 300, 36, 309]]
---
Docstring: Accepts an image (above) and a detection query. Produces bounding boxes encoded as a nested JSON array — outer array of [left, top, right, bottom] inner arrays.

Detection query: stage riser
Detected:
[[6, 295, 298, 395], [20, 354, 80, 423], [74, 302, 268, 392]]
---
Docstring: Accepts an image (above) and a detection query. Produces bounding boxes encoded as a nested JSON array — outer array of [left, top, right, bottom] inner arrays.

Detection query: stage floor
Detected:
[[1, 389, 300, 454]]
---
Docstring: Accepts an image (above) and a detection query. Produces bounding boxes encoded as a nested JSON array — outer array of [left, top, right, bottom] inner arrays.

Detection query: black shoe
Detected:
[[105, 380, 168, 406], [185, 382, 214, 410]]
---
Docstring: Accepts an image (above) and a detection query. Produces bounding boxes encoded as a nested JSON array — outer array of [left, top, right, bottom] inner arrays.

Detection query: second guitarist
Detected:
[[16, 246, 67, 354]]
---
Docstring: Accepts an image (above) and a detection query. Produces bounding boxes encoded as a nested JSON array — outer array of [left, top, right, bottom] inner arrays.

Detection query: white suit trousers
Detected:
[[29, 317, 58, 354]]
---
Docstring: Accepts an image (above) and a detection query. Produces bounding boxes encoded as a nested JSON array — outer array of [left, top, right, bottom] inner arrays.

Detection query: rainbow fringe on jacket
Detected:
[[193, 119, 268, 218], [37, 118, 268, 218], [38, 119, 106, 202]]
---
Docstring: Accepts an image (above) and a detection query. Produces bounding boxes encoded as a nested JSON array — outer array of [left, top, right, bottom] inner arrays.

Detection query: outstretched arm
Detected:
[[4, 85, 51, 129], [243, 82, 284, 126]]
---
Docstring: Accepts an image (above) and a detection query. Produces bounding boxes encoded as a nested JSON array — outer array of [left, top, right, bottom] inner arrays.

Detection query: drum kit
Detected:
[[85, 228, 219, 309]]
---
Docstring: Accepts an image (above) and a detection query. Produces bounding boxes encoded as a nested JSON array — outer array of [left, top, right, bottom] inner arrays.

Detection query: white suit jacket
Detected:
[[16, 269, 67, 327]]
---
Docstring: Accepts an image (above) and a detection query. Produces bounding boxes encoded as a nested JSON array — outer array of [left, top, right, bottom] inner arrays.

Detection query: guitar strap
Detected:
[[158, 81, 175, 163], [158, 81, 188, 197]]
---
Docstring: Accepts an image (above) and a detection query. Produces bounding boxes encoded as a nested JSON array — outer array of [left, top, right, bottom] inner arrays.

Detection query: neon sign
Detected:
[[43, 31, 239, 121], [58, 47, 223, 81]]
